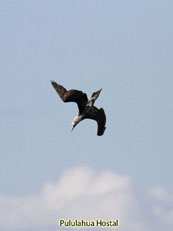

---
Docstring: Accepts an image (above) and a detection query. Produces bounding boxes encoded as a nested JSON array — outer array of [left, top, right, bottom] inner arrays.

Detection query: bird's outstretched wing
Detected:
[[51, 81, 88, 114], [84, 106, 106, 136], [87, 89, 102, 106], [91, 88, 102, 100]]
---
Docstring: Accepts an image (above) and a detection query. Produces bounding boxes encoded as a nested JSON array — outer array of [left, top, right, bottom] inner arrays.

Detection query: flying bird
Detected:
[[51, 81, 106, 136]]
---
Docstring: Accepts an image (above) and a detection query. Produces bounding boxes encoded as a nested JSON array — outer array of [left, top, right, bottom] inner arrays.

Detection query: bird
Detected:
[[51, 81, 106, 136]]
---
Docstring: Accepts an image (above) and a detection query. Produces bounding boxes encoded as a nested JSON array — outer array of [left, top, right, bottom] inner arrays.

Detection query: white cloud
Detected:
[[0, 166, 172, 231], [147, 186, 173, 230]]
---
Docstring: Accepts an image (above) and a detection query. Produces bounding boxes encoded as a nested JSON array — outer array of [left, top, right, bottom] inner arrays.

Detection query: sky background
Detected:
[[0, 0, 173, 230]]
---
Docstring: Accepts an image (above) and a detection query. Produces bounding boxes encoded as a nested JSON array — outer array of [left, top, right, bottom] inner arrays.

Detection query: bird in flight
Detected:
[[51, 81, 106, 136]]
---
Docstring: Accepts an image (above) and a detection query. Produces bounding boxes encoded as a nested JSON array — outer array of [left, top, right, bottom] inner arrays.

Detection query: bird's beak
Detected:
[[71, 126, 74, 132]]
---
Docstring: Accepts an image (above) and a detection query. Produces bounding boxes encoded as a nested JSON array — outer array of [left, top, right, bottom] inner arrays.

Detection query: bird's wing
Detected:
[[87, 89, 102, 106], [84, 106, 106, 136], [51, 81, 88, 113], [51, 81, 67, 101], [91, 88, 102, 99]]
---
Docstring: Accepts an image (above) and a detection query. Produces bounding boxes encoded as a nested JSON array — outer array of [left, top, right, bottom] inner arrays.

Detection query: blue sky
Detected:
[[0, 0, 173, 230]]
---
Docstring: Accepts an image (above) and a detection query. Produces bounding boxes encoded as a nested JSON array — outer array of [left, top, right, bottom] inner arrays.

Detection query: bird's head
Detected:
[[71, 115, 82, 132]]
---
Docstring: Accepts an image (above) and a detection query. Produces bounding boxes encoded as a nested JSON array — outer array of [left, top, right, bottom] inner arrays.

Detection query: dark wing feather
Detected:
[[51, 81, 88, 113], [84, 106, 106, 136], [91, 88, 102, 99], [87, 88, 102, 106], [51, 81, 67, 101]]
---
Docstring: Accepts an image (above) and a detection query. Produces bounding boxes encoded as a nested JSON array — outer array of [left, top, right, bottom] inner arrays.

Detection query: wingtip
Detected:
[[98, 88, 102, 93], [97, 126, 106, 136], [51, 80, 57, 86]]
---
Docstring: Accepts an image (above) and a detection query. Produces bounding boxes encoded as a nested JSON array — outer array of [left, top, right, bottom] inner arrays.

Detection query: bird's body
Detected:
[[51, 81, 106, 136]]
